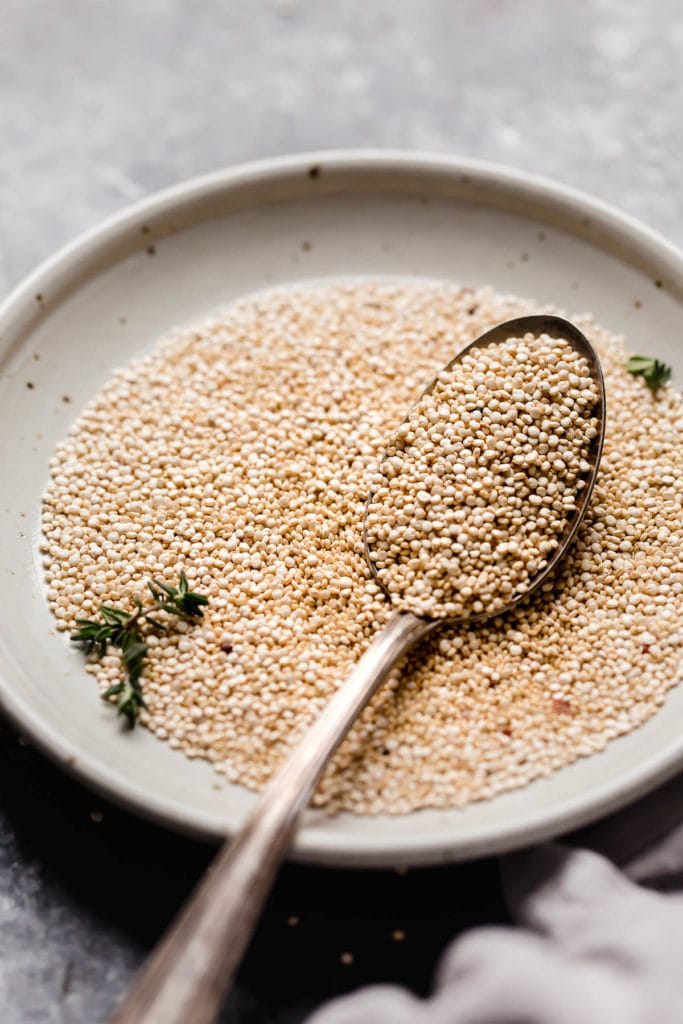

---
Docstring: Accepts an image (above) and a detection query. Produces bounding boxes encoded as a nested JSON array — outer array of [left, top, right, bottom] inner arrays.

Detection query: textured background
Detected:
[[2, 1, 683, 1021]]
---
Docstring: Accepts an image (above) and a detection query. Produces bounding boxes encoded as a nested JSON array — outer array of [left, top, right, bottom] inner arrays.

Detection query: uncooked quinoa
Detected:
[[41, 281, 683, 814], [365, 333, 600, 619]]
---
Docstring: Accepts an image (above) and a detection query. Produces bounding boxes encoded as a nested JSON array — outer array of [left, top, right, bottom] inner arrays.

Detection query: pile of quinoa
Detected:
[[365, 333, 600, 619], [42, 281, 683, 814]]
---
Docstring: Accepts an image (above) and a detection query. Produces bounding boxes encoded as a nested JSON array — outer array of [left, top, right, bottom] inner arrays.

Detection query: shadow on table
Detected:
[[0, 716, 508, 1023]]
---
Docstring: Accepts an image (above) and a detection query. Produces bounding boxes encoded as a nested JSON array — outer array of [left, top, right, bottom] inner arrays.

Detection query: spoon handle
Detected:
[[110, 610, 432, 1024]]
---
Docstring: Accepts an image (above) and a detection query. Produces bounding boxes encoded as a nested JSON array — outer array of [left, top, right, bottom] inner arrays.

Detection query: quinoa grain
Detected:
[[42, 282, 683, 814]]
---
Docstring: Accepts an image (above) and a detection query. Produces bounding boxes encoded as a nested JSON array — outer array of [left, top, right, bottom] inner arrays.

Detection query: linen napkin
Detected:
[[307, 772, 683, 1023]]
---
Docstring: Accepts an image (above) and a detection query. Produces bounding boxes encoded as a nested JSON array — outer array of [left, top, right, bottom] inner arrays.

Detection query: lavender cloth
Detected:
[[306, 773, 683, 1024]]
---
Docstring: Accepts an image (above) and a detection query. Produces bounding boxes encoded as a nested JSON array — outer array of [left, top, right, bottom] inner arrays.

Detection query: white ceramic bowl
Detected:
[[2, 151, 683, 866]]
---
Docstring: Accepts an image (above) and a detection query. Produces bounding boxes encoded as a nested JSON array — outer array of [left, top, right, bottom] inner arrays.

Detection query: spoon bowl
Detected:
[[364, 314, 606, 626]]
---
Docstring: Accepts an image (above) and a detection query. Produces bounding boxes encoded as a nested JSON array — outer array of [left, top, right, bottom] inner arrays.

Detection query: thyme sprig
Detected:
[[626, 355, 672, 391], [71, 571, 209, 728]]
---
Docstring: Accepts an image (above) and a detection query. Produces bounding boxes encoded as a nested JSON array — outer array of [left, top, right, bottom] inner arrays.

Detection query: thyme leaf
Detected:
[[626, 355, 672, 391], [71, 572, 210, 727]]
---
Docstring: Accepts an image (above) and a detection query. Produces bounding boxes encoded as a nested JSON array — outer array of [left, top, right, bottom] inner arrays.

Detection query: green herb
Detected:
[[71, 571, 209, 728], [626, 355, 672, 391]]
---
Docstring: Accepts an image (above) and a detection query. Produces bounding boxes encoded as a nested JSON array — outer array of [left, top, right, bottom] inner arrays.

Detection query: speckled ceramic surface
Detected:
[[2, 151, 683, 867]]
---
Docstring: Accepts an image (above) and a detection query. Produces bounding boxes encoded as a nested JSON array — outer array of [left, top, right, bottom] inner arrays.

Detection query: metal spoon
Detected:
[[111, 315, 605, 1024]]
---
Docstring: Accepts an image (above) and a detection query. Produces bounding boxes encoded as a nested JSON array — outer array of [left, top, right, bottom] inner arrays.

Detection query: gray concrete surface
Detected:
[[2, 1, 683, 1021]]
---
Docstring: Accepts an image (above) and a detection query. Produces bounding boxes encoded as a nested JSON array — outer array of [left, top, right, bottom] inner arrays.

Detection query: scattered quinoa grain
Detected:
[[41, 281, 683, 815]]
